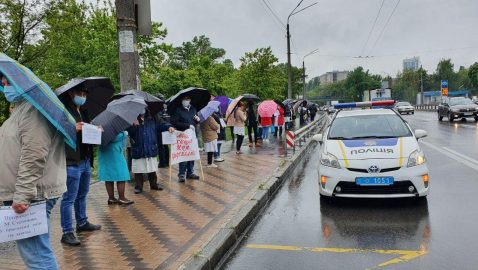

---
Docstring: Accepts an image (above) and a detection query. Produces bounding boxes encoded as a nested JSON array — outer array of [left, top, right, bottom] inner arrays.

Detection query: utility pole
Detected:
[[420, 65, 424, 104], [302, 60, 306, 99], [287, 23, 292, 99], [116, 0, 140, 93]]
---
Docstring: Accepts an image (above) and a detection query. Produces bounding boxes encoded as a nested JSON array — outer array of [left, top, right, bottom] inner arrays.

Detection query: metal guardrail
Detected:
[[415, 105, 438, 111], [287, 113, 327, 155]]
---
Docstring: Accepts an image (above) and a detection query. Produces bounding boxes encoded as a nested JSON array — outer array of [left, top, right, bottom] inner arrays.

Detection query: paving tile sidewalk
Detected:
[[0, 139, 286, 270]]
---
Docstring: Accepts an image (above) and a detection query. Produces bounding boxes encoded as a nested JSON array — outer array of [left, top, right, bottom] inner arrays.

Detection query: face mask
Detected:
[[182, 100, 191, 107], [0, 85, 23, 103], [73, 95, 86, 106]]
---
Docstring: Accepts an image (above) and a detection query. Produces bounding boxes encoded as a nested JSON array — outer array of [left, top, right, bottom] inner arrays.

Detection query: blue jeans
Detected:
[[61, 160, 91, 233], [4, 199, 59, 270], [262, 126, 270, 140], [214, 143, 223, 159], [178, 161, 195, 177]]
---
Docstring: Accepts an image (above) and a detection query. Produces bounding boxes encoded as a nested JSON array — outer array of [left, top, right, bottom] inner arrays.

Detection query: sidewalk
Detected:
[[0, 138, 285, 270]]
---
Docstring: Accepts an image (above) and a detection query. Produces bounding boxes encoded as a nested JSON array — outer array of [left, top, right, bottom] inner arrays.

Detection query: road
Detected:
[[222, 111, 478, 270]]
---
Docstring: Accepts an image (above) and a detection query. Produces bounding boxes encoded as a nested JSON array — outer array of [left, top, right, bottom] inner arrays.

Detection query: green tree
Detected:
[[468, 62, 478, 93], [344, 67, 381, 101]]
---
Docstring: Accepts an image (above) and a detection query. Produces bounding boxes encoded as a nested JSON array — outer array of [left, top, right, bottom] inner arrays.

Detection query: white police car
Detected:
[[315, 101, 429, 199]]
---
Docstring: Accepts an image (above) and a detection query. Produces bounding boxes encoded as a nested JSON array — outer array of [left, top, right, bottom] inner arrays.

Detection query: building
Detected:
[[319, 71, 349, 85], [416, 90, 469, 105], [403, 57, 420, 71], [363, 88, 392, 102]]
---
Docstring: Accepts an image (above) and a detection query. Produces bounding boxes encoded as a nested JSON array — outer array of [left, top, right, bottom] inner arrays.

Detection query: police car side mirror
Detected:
[[415, 129, 427, 140], [313, 134, 323, 144]]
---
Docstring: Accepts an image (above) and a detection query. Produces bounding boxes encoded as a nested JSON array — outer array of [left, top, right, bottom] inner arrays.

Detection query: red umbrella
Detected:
[[257, 100, 278, 118]]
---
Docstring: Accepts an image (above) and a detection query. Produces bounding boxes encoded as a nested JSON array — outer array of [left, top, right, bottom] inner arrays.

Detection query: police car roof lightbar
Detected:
[[334, 100, 395, 109]]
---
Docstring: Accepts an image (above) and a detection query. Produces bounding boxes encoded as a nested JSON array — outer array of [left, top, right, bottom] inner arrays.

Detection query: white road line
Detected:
[[420, 140, 478, 172], [442, 147, 478, 166]]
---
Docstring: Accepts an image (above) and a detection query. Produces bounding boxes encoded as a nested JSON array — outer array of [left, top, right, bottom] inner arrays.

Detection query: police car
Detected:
[[315, 100, 429, 199]]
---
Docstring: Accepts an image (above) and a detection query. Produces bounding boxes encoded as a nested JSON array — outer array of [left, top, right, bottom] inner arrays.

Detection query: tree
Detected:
[[434, 59, 459, 91], [468, 62, 478, 93], [344, 67, 381, 101]]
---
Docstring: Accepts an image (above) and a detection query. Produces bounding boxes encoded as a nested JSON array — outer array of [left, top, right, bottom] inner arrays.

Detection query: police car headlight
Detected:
[[407, 150, 426, 167], [320, 152, 341, 169]]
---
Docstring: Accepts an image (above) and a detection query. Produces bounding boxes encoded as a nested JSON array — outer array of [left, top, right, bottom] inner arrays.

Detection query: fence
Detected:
[[415, 105, 438, 111], [286, 113, 327, 155]]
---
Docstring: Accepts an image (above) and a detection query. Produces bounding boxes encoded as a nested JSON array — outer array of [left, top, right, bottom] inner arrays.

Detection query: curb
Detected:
[[179, 120, 326, 270]]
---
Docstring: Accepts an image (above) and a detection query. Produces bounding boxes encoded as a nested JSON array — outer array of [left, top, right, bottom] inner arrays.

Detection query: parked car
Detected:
[[394, 102, 415, 115], [437, 97, 478, 122]]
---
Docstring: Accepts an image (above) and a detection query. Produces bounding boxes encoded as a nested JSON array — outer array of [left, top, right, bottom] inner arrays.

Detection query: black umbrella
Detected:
[[166, 87, 211, 114], [111, 90, 164, 114], [241, 93, 260, 102], [283, 99, 294, 107], [274, 99, 286, 110], [55, 77, 115, 119], [92, 95, 147, 146]]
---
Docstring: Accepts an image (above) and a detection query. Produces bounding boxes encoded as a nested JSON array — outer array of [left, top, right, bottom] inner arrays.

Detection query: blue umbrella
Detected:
[[198, 100, 220, 122], [0, 53, 76, 149]]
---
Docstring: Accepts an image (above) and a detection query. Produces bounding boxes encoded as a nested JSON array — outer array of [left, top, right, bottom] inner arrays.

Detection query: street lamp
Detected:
[[287, 0, 318, 99], [302, 49, 319, 99]]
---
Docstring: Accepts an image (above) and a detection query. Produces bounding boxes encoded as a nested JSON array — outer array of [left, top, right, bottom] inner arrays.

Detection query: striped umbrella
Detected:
[[0, 53, 76, 149]]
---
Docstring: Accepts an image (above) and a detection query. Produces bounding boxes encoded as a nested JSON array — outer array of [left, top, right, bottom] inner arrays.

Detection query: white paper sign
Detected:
[[82, 123, 102, 145], [171, 129, 200, 165], [162, 131, 177, 145], [119, 30, 134, 53], [0, 202, 48, 243]]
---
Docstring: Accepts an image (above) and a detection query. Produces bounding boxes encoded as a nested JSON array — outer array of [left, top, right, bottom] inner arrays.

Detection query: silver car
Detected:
[[395, 102, 415, 115]]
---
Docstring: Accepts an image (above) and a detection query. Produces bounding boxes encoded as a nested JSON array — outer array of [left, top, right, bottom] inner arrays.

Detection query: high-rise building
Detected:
[[403, 57, 420, 71], [319, 71, 349, 85]]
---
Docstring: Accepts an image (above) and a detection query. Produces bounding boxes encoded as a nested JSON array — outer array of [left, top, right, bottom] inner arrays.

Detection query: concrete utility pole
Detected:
[[420, 65, 424, 104], [302, 60, 306, 99], [115, 0, 140, 93], [287, 23, 292, 99]]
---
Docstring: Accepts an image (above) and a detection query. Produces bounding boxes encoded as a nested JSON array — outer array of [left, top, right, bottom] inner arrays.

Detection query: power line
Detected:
[[368, 0, 401, 54], [360, 0, 385, 56], [259, 0, 285, 31], [263, 0, 286, 28]]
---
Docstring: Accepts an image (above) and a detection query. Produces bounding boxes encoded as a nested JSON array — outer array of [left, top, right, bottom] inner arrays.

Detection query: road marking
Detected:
[[420, 140, 478, 172], [246, 244, 427, 269], [442, 147, 478, 166]]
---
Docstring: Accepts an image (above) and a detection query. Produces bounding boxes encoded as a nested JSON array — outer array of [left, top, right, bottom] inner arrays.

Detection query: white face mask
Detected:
[[182, 100, 191, 107]]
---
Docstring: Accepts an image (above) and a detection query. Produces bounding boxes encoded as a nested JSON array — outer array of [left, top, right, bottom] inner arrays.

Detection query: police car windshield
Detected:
[[328, 114, 412, 140]]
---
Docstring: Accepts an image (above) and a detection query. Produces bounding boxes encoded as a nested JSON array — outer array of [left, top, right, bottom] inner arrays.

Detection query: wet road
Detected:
[[223, 111, 478, 270]]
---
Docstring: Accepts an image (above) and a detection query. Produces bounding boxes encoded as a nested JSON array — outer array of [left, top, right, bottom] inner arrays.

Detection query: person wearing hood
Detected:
[[127, 109, 174, 194], [59, 86, 102, 247], [0, 73, 66, 269], [170, 96, 201, 182]]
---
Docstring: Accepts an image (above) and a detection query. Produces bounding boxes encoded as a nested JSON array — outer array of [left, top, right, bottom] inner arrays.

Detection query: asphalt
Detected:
[[222, 111, 478, 270]]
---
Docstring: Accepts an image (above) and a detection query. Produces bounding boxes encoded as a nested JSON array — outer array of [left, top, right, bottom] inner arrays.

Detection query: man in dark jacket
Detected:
[[247, 101, 260, 147], [170, 96, 201, 182], [309, 104, 318, 121], [59, 87, 101, 247], [155, 104, 170, 168]]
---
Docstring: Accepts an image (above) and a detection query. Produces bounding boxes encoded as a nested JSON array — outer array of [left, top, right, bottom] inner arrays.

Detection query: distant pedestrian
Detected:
[[201, 115, 220, 167], [155, 104, 171, 168], [170, 96, 201, 182], [233, 102, 247, 154], [260, 114, 272, 143], [274, 106, 285, 137], [247, 101, 260, 147], [309, 104, 318, 121], [59, 86, 101, 247], [98, 131, 133, 205], [212, 109, 226, 162], [0, 73, 65, 269]]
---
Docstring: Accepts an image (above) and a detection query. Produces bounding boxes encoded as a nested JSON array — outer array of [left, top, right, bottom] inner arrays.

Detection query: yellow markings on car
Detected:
[[399, 137, 404, 167], [337, 140, 349, 168], [246, 244, 427, 269]]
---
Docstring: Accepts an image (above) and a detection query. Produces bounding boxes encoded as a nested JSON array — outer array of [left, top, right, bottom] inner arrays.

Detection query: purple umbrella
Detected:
[[198, 100, 221, 122], [213, 96, 229, 116]]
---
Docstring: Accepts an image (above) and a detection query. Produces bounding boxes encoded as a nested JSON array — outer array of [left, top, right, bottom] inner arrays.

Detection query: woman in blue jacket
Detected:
[[128, 110, 174, 194], [98, 131, 133, 205]]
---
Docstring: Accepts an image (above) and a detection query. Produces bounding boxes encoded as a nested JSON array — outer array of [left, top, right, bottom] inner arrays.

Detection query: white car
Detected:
[[316, 107, 429, 199]]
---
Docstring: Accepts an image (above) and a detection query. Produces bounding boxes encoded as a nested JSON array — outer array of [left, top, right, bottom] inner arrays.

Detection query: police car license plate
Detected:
[[355, 177, 394, 186]]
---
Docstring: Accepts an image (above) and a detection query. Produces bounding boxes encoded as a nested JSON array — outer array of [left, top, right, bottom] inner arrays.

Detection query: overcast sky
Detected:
[[96, 0, 478, 79]]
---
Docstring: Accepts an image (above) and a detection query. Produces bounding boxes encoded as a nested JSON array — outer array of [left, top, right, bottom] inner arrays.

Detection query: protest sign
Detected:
[[162, 131, 177, 145], [82, 123, 102, 145], [0, 202, 48, 243], [170, 129, 200, 165]]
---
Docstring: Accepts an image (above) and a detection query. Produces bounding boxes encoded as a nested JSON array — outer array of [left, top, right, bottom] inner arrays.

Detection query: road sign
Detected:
[[441, 80, 448, 96]]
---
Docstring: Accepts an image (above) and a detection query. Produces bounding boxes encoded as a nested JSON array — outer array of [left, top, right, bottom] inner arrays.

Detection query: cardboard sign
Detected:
[[170, 129, 200, 165], [0, 202, 48, 243], [162, 131, 177, 145]]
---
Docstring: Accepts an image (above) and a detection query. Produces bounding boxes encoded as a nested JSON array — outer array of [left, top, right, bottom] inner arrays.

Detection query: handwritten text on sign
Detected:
[[171, 129, 200, 165], [0, 202, 48, 243]]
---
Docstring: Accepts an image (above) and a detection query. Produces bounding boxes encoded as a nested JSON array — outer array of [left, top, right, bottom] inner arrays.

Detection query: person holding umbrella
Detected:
[[56, 85, 102, 246], [127, 109, 174, 194], [233, 101, 247, 154], [199, 101, 221, 167], [212, 107, 226, 162], [0, 61, 75, 269], [247, 101, 260, 147], [170, 96, 201, 182]]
